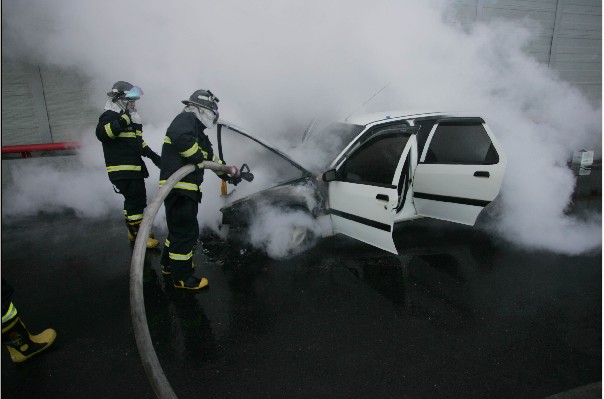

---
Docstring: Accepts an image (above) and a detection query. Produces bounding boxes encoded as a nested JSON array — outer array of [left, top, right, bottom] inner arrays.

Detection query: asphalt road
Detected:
[[1, 170, 601, 398]]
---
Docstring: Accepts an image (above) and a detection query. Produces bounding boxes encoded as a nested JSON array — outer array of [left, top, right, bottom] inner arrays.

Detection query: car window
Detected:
[[340, 133, 410, 186], [337, 122, 410, 165], [424, 123, 499, 165]]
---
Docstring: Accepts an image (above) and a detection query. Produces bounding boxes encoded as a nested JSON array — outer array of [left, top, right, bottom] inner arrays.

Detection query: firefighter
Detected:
[[96, 81, 162, 248], [159, 89, 239, 290], [2, 278, 56, 363]]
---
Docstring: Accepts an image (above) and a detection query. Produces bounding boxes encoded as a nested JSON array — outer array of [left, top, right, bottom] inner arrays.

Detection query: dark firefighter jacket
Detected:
[[95, 110, 160, 182], [160, 111, 227, 203]]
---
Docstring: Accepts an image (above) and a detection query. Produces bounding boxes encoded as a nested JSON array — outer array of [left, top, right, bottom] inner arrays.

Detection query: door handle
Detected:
[[474, 171, 490, 178], [376, 194, 389, 201]]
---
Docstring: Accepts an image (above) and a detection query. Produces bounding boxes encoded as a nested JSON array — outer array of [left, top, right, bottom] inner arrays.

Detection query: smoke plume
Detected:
[[2, 0, 601, 255]]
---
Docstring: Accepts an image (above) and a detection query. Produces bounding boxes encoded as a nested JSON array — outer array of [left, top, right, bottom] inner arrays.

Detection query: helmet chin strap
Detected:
[[112, 98, 136, 113], [113, 98, 127, 112]]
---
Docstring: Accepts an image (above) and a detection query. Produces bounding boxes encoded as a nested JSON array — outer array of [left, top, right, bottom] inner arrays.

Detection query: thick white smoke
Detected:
[[248, 204, 323, 259], [2, 0, 601, 255]]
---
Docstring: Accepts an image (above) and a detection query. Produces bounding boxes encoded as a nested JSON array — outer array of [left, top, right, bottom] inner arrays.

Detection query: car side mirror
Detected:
[[322, 169, 338, 182]]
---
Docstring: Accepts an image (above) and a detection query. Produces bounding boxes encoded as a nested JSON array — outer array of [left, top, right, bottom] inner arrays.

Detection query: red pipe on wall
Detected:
[[2, 142, 81, 158]]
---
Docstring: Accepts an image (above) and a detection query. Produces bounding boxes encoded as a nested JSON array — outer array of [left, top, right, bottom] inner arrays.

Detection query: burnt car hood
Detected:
[[220, 176, 325, 227], [217, 120, 325, 226]]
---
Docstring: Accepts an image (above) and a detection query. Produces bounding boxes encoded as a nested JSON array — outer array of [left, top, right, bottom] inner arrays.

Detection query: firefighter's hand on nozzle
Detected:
[[228, 163, 253, 185], [227, 165, 239, 177]]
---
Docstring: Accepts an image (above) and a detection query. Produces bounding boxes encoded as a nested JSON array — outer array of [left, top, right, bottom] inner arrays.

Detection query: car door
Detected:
[[326, 125, 418, 254], [413, 117, 507, 225]]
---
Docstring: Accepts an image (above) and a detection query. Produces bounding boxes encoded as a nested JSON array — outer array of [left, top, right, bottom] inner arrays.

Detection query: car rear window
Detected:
[[425, 123, 498, 164]]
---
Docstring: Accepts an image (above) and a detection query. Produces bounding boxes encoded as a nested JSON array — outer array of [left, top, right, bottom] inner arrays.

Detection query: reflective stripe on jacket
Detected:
[[159, 111, 225, 202], [95, 110, 159, 182]]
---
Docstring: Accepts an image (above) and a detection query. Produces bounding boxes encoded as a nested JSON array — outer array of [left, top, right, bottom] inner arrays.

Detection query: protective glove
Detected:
[[118, 112, 132, 128], [224, 165, 239, 185], [226, 165, 239, 177], [149, 152, 161, 168]]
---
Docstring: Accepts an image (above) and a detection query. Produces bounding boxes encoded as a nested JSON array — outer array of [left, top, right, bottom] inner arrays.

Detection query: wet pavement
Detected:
[[1, 169, 601, 398]]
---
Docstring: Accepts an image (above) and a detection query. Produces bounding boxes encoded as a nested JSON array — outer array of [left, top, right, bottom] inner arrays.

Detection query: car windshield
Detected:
[[303, 122, 365, 170]]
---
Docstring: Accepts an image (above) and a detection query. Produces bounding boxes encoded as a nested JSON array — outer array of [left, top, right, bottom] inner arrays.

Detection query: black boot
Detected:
[[2, 317, 56, 363], [162, 261, 195, 276]]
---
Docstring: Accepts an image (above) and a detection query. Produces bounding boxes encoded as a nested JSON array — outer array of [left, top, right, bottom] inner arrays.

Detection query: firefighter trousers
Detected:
[[160, 193, 199, 281], [2, 278, 14, 322], [113, 179, 147, 225]]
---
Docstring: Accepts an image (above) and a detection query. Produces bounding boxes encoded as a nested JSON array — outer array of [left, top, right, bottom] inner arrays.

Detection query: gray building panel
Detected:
[[40, 65, 98, 143], [1, 58, 98, 146], [445, 0, 479, 27], [449, 0, 601, 105], [1, 61, 42, 146], [549, 0, 601, 105], [559, 11, 601, 37]]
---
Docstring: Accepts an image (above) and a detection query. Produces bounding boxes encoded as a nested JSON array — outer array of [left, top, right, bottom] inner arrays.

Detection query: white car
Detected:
[[217, 111, 507, 255]]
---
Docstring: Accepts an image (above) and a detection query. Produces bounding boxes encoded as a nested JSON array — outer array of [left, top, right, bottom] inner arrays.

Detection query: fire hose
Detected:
[[129, 161, 245, 399]]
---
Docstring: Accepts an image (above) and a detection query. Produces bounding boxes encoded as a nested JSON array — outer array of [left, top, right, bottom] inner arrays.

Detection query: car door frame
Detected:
[[412, 117, 507, 225], [325, 123, 419, 254]]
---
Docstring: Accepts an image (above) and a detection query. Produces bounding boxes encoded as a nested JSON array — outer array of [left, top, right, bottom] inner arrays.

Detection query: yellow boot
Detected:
[[2, 317, 56, 363], [127, 221, 160, 249]]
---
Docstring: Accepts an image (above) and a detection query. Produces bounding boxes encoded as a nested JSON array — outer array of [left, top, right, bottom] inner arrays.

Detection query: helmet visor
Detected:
[[124, 86, 144, 100]]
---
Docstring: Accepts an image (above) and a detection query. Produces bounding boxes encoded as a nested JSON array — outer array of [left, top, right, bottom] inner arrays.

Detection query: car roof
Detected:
[[343, 110, 447, 126]]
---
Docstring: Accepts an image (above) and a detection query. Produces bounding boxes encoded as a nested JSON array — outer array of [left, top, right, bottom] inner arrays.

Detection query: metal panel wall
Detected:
[[447, 0, 601, 105], [480, 0, 559, 63], [40, 65, 99, 143], [549, 0, 602, 104], [1, 61, 47, 146], [1, 57, 98, 146]]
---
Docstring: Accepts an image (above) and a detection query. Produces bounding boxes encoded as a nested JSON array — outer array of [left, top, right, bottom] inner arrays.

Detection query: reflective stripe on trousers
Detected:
[[2, 302, 17, 324], [124, 209, 144, 223], [169, 251, 193, 261]]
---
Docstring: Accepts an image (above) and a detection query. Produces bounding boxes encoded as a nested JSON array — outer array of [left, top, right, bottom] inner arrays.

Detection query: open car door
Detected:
[[413, 117, 507, 225], [325, 125, 418, 254]]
